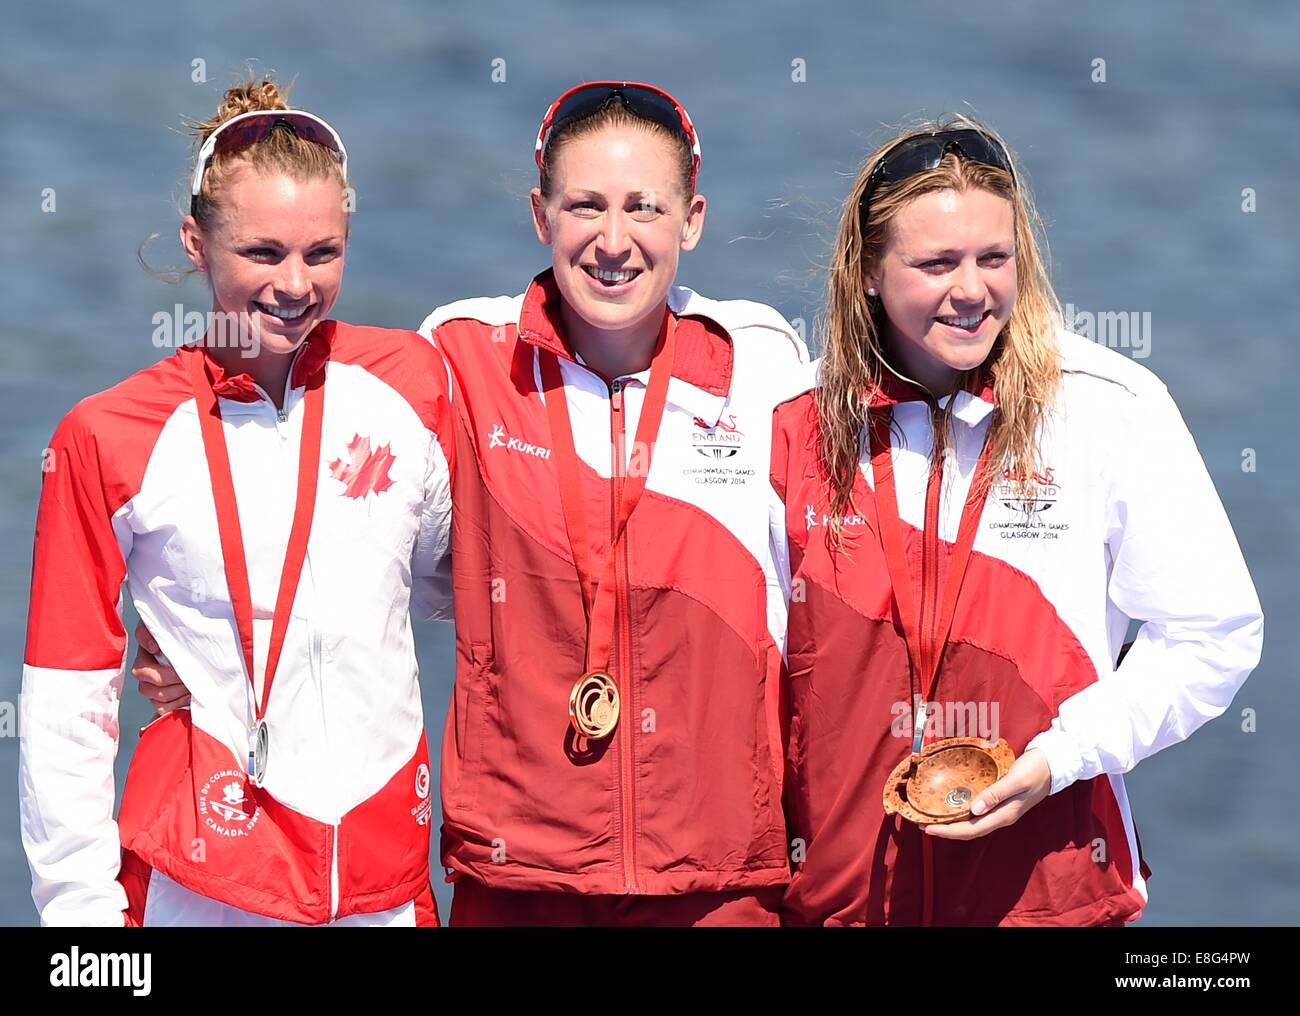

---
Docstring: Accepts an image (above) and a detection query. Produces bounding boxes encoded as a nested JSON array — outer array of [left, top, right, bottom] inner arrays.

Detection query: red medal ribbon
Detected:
[[868, 403, 994, 747], [539, 311, 677, 676], [869, 399, 995, 929], [188, 344, 327, 743]]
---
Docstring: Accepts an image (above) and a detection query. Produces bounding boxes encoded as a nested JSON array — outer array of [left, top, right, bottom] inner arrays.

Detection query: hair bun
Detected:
[[190, 74, 290, 146], [181, 70, 345, 230]]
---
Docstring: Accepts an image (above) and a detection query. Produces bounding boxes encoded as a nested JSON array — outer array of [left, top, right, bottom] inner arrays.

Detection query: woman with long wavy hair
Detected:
[[769, 115, 1262, 925]]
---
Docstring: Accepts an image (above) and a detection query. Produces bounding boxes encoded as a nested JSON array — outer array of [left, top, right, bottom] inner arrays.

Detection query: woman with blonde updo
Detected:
[[20, 76, 452, 926], [769, 115, 1262, 925]]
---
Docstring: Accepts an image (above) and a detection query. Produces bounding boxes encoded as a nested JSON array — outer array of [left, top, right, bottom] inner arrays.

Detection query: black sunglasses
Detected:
[[857, 128, 1015, 226]]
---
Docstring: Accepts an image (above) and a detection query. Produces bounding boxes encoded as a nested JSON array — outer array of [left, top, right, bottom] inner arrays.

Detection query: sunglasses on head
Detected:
[[534, 81, 702, 192], [190, 109, 348, 216], [857, 127, 1015, 227]]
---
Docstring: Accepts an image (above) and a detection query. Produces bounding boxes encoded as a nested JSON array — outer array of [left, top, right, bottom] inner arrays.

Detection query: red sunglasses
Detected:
[[534, 81, 702, 192]]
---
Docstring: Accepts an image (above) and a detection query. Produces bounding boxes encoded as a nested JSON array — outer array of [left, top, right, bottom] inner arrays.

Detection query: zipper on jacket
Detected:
[[261, 352, 339, 920], [325, 824, 339, 921], [312, 589, 336, 921], [920, 406, 945, 704], [609, 379, 639, 893], [303, 549, 338, 921], [918, 402, 945, 928], [246, 345, 304, 421]]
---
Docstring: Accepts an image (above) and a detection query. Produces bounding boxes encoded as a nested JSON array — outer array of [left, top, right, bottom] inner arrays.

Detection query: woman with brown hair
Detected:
[[416, 81, 806, 926], [769, 116, 1263, 925]]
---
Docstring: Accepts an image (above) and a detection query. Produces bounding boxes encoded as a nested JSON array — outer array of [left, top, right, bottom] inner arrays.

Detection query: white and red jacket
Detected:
[[20, 321, 454, 926], [418, 270, 808, 896], [770, 329, 1263, 925]]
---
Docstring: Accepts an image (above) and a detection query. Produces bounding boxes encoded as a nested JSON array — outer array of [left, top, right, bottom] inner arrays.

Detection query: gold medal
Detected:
[[568, 671, 620, 740]]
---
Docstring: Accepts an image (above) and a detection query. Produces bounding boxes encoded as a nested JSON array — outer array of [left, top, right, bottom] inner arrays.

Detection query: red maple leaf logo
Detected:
[[328, 434, 397, 499]]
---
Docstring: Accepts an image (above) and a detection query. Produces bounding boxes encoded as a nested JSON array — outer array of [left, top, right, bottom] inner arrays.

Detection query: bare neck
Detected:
[[887, 336, 963, 400], [561, 303, 662, 383]]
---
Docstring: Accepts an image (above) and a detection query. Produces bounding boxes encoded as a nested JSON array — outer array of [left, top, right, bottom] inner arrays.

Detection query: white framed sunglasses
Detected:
[[189, 109, 348, 214]]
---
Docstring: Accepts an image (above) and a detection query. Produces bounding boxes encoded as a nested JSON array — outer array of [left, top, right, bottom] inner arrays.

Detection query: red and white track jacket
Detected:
[[418, 270, 809, 895], [21, 322, 454, 926], [770, 329, 1263, 925]]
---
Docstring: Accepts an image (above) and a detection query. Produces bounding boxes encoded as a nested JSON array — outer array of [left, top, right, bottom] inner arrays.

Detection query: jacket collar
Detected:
[[516, 269, 734, 426], [865, 361, 998, 427], [189, 320, 334, 404]]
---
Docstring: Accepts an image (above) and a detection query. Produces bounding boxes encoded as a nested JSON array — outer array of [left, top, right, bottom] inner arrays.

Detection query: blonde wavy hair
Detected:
[[817, 114, 1063, 545]]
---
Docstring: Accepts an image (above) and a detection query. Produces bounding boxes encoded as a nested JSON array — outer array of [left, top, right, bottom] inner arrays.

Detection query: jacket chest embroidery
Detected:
[[486, 423, 552, 460], [682, 413, 755, 486], [803, 504, 869, 532], [987, 464, 1071, 539], [329, 434, 397, 500]]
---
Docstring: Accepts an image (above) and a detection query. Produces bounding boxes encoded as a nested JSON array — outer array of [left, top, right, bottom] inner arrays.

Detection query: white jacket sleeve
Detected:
[[409, 439, 453, 622], [1027, 380, 1264, 794], [408, 317, 455, 622], [20, 408, 132, 926]]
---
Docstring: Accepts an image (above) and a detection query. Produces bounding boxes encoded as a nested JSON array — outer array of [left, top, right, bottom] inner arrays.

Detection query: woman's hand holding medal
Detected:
[[923, 747, 1052, 841]]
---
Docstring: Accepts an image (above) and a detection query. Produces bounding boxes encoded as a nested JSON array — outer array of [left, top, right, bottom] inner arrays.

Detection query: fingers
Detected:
[[131, 660, 182, 692], [134, 666, 191, 717], [971, 772, 1018, 816], [138, 677, 191, 706], [926, 752, 1053, 841], [140, 686, 191, 712], [134, 619, 161, 657], [131, 643, 185, 689], [134, 680, 191, 716], [972, 750, 1051, 816], [131, 642, 190, 717], [131, 645, 164, 683], [925, 799, 1025, 840]]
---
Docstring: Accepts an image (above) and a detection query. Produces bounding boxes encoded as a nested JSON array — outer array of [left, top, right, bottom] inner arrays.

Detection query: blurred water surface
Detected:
[[1, 0, 1295, 925]]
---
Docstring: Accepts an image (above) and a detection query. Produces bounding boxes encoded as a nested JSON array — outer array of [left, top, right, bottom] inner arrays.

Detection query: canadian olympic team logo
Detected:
[[198, 769, 262, 838], [412, 763, 433, 827]]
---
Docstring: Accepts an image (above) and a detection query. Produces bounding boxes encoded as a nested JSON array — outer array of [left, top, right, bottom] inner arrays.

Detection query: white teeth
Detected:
[[938, 313, 984, 329], [259, 303, 306, 320], [587, 267, 639, 283]]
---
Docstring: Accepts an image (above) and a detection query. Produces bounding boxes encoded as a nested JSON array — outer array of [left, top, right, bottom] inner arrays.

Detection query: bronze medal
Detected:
[[867, 405, 1004, 828], [883, 736, 1016, 825], [541, 312, 677, 746], [568, 671, 620, 740]]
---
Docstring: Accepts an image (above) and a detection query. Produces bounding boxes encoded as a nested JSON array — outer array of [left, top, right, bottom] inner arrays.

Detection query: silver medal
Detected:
[[252, 720, 269, 787]]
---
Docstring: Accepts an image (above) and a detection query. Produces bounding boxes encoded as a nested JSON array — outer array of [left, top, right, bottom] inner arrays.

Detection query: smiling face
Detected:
[[180, 167, 348, 361], [871, 186, 1017, 394], [530, 124, 706, 359]]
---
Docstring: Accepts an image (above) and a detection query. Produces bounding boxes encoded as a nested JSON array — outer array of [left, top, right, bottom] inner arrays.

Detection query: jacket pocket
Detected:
[[452, 641, 494, 813]]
